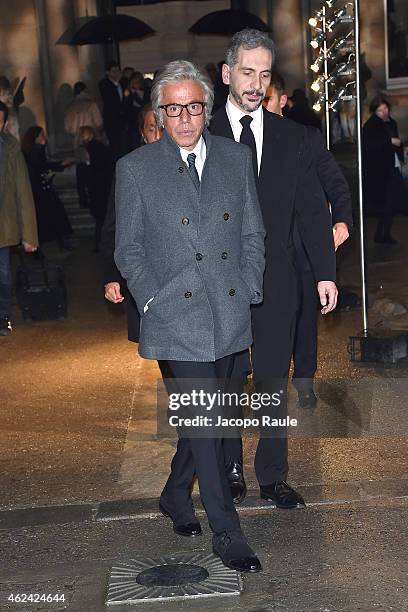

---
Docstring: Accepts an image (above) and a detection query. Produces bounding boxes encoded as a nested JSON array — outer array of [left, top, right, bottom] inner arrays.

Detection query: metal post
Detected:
[[353, 0, 368, 334], [322, 4, 331, 149]]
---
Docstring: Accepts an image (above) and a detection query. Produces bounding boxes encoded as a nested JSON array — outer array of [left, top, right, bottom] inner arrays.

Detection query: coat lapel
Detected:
[[258, 108, 282, 185]]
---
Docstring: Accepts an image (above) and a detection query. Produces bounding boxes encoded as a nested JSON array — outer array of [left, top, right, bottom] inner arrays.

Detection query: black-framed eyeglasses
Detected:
[[159, 102, 206, 117]]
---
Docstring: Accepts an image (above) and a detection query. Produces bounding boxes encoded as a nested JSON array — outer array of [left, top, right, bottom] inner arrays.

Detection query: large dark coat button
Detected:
[[221, 252, 228, 259], [223, 212, 230, 220], [178, 167, 184, 173], [195, 253, 203, 261], [181, 217, 189, 225], [185, 291, 192, 298], [229, 288, 235, 296]]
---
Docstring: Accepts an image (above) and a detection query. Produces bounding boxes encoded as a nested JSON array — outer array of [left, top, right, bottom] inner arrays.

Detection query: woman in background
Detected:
[[362, 95, 406, 244], [21, 126, 74, 250], [78, 126, 114, 252]]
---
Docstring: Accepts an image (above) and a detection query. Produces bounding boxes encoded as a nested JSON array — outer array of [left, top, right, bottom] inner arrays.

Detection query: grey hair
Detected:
[[225, 28, 276, 68], [151, 60, 214, 127]]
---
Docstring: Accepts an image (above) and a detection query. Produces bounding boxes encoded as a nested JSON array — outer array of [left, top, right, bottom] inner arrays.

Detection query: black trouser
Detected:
[[76, 163, 90, 209], [222, 293, 297, 485], [159, 355, 241, 534], [292, 268, 319, 387], [0, 247, 11, 318]]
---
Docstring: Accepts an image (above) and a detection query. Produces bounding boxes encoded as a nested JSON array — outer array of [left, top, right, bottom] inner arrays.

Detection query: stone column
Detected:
[[230, 0, 307, 92], [36, 0, 80, 151]]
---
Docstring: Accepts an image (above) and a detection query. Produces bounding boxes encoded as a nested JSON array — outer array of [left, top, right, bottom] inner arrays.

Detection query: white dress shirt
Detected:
[[226, 97, 263, 174], [179, 136, 207, 179], [110, 78, 123, 101]]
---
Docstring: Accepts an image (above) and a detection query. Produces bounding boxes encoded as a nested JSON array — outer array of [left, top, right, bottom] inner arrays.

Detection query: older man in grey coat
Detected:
[[115, 60, 265, 573]]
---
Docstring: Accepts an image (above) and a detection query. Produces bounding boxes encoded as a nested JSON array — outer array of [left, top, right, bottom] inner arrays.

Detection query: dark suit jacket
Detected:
[[306, 126, 353, 229], [100, 178, 140, 343], [293, 125, 353, 270], [210, 107, 336, 309], [98, 77, 124, 131]]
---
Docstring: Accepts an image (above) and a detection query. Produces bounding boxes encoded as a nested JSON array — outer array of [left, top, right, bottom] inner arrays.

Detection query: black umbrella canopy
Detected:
[[62, 14, 154, 45], [56, 17, 96, 44], [189, 9, 271, 36]]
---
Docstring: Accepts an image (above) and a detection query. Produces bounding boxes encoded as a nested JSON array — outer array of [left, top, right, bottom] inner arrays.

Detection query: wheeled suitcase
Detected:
[[16, 250, 67, 321]]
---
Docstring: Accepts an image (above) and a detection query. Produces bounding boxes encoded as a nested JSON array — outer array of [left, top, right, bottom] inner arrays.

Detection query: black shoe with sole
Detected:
[[297, 388, 318, 409], [225, 461, 247, 504], [0, 317, 12, 336], [260, 481, 306, 509], [159, 502, 202, 537], [213, 529, 262, 573]]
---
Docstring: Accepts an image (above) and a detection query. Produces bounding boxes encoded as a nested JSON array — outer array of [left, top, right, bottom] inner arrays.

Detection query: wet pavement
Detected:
[[1, 207, 408, 610]]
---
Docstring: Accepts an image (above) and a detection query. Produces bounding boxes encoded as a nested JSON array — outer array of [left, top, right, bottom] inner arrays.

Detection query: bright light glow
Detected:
[[311, 79, 323, 92], [309, 17, 318, 27], [311, 63, 320, 73], [313, 101, 322, 112], [310, 31, 324, 49]]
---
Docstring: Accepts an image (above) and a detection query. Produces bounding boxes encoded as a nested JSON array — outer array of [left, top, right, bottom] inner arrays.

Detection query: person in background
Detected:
[[99, 61, 125, 160], [64, 81, 103, 209], [286, 88, 322, 130], [363, 95, 406, 244], [123, 72, 148, 152], [119, 66, 135, 95], [64, 82, 103, 146], [78, 126, 114, 252], [262, 72, 287, 115], [21, 126, 74, 251], [0, 76, 20, 140], [264, 72, 353, 408], [102, 105, 162, 341], [0, 101, 38, 336]]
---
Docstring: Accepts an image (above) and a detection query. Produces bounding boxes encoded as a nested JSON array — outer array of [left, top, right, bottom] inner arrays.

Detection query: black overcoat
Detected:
[[210, 107, 336, 379]]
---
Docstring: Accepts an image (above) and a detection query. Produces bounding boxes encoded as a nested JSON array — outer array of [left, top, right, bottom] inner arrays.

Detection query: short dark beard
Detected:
[[230, 85, 264, 113]]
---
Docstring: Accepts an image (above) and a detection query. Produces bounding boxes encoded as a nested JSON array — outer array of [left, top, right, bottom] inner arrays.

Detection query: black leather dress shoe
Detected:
[[225, 461, 247, 504], [297, 388, 318, 409], [159, 503, 202, 537], [213, 529, 262, 573], [260, 481, 306, 509]]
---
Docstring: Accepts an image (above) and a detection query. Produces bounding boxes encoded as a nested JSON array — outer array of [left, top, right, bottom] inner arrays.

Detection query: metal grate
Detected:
[[106, 552, 242, 605]]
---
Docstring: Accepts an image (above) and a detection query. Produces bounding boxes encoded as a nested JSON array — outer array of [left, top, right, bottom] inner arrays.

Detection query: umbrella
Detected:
[[57, 14, 154, 45], [189, 9, 271, 36]]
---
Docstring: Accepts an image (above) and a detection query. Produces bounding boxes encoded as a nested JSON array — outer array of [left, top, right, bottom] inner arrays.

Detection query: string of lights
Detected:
[[308, 1, 356, 147], [308, 0, 370, 349]]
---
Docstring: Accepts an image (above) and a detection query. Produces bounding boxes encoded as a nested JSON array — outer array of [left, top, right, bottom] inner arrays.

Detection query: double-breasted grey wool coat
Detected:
[[114, 128, 265, 362]]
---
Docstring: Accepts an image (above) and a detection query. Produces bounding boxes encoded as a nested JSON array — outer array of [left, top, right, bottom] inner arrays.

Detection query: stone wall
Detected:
[[119, 0, 230, 74], [0, 0, 45, 137]]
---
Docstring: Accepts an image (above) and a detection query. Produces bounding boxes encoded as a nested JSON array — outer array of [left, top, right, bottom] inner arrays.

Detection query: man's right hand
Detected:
[[23, 242, 37, 253], [104, 282, 124, 303]]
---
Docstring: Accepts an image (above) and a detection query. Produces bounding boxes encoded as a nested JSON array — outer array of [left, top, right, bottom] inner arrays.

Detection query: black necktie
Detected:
[[187, 152, 200, 191], [240, 115, 258, 179]]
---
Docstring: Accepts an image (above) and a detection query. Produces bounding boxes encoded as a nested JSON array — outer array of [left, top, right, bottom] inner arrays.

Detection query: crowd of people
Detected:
[[0, 28, 407, 575]]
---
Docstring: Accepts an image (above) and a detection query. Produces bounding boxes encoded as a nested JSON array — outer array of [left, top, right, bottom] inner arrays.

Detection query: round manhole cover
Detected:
[[136, 563, 209, 587]]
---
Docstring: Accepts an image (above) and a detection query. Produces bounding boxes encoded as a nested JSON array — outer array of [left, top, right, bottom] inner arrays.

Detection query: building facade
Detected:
[[0, 0, 406, 150]]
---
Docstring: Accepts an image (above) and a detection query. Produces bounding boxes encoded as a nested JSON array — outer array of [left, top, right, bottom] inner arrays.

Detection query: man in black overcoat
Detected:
[[210, 29, 338, 509], [99, 61, 126, 160], [264, 75, 353, 407]]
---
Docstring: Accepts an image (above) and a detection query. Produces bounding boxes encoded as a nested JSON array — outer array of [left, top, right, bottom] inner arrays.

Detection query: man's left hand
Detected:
[[333, 222, 349, 251], [23, 242, 37, 253], [317, 281, 338, 314]]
